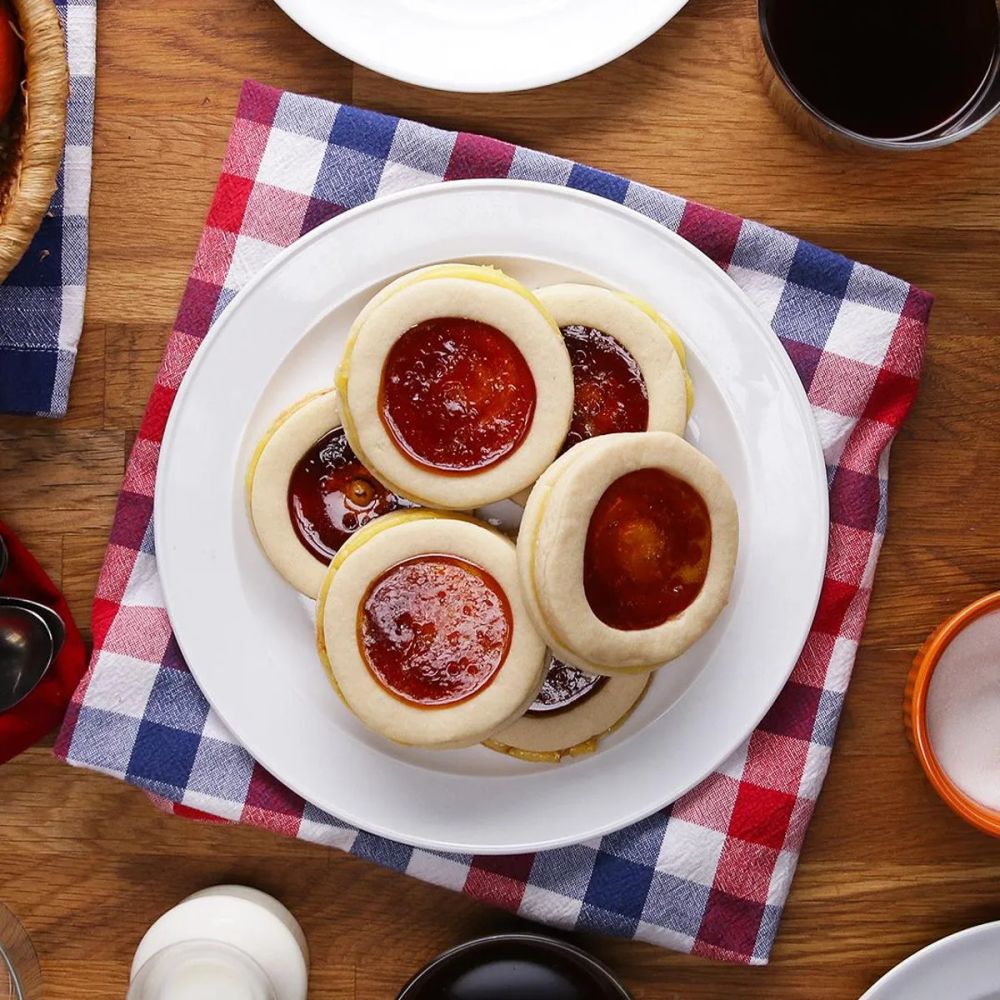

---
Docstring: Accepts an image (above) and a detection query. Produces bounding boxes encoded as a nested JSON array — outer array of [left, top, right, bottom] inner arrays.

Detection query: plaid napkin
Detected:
[[0, 0, 95, 417], [56, 81, 932, 965]]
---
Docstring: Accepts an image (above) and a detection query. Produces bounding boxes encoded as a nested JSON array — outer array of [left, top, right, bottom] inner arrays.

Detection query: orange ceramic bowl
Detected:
[[905, 591, 1000, 838]]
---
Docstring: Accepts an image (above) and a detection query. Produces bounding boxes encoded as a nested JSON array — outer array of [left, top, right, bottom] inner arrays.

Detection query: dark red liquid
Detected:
[[585, 468, 711, 632], [359, 555, 511, 708], [380, 318, 537, 474], [562, 324, 649, 453], [762, 0, 1000, 139], [398, 938, 627, 1000], [527, 658, 607, 717], [287, 428, 415, 562]]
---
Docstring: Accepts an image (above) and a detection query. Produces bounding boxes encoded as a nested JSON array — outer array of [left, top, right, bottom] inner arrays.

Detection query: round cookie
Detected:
[[517, 432, 739, 675], [246, 388, 414, 598], [317, 510, 547, 749], [336, 264, 575, 510], [485, 657, 649, 762], [536, 283, 689, 447]]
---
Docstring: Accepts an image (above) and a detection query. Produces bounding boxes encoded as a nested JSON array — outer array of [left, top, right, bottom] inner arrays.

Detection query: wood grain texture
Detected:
[[2, 0, 1000, 996]]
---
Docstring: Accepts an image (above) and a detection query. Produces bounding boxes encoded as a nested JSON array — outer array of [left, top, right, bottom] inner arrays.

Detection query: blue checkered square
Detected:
[[584, 852, 654, 919], [330, 105, 399, 159], [787, 241, 854, 299], [567, 163, 629, 203], [730, 219, 798, 279], [127, 720, 201, 792]]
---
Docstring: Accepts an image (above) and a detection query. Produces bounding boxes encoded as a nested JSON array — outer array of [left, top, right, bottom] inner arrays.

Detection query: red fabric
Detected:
[[0, 521, 87, 763]]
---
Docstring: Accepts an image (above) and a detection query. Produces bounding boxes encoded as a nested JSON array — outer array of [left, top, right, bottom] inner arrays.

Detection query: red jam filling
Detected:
[[562, 325, 649, 452], [287, 428, 415, 562], [359, 555, 512, 708], [526, 658, 607, 717], [584, 468, 711, 631], [379, 318, 537, 474]]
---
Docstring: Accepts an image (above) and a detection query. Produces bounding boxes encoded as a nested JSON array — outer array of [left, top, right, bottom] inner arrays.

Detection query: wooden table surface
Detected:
[[2, 0, 999, 996]]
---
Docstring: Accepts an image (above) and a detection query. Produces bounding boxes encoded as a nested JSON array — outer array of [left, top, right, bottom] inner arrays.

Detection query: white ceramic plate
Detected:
[[861, 923, 1000, 1000], [272, 0, 689, 93], [155, 180, 828, 854]]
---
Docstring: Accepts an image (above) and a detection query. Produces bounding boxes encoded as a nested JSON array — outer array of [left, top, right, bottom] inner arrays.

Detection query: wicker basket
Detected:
[[0, 0, 68, 282]]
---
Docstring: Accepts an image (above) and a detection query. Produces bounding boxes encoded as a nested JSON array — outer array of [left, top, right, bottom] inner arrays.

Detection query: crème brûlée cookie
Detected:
[[316, 510, 548, 749], [246, 388, 415, 598], [335, 264, 575, 510], [517, 432, 739, 675], [536, 283, 692, 449], [485, 657, 650, 762]]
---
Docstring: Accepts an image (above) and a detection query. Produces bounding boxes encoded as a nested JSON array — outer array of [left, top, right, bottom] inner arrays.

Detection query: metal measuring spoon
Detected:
[[0, 597, 65, 659], [0, 605, 55, 713]]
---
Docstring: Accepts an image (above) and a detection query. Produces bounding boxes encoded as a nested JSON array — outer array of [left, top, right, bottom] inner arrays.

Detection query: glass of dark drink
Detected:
[[396, 933, 631, 1000], [757, 0, 1000, 149]]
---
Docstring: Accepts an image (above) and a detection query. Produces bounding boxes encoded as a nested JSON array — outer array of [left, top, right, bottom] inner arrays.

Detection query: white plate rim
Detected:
[[860, 921, 1000, 1000], [270, 0, 690, 93], [155, 178, 829, 853]]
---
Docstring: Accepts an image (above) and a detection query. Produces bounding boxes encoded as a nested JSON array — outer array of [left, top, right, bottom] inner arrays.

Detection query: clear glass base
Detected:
[[128, 940, 278, 1000], [0, 904, 42, 1000]]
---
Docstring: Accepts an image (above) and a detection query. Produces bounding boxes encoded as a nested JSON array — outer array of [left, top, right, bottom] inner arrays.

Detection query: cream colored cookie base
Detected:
[[517, 432, 739, 675], [336, 264, 575, 510], [317, 510, 547, 749], [247, 388, 340, 599], [537, 283, 687, 436], [485, 669, 649, 762]]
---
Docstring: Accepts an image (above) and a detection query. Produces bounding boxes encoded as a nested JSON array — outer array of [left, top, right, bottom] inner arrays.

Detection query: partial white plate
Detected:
[[272, 0, 689, 93], [861, 923, 1000, 1000], [155, 180, 828, 854]]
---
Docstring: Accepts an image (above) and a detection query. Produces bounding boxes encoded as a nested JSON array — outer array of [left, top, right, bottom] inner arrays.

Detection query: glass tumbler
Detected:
[[0, 904, 42, 1000]]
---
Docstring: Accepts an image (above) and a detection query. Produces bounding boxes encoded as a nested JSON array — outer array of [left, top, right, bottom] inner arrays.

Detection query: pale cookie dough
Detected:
[[517, 432, 739, 675], [336, 263, 574, 510], [536, 283, 688, 437], [247, 388, 341, 599], [486, 662, 649, 762], [317, 511, 547, 749]]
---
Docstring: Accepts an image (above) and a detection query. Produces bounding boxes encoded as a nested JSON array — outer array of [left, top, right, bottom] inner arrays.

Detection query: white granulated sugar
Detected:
[[926, 608, 1000, 812]]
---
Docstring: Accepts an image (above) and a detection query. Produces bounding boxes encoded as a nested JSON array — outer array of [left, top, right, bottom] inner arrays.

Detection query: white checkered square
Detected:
[[406, 850, 471, 892], [717, 738, 750, 779], [800, 741, 832, 798], [227, 235, 283, 290], [298, 818, 360, 851], [82, 652, 160, 717], [256, 128, 327, 196], [825, 299, 898, 368], [656, 817, 726, 887], [66, 2, 96, 76], [766, 849, 800, 906], [519, 884, 584, 928], [58, 284, 86, 351], [376, 162, 441, 198], [62, 143, 92, 216], [728, 265, 788, 326], [200, 707, 238, 743], [125, 551, 165, 607], [635, 921, 696, 954], [813, 405, 856, 468], [825, 636, 859, 694]]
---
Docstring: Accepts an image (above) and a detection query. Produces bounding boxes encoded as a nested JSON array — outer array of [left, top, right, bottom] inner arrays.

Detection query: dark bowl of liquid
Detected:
[[757, 0, 1000, 149], [396, 933, 631, 1000]]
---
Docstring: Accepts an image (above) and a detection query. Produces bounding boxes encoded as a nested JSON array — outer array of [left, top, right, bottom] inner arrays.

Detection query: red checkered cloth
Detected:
[[56, 81, 932, 964]]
